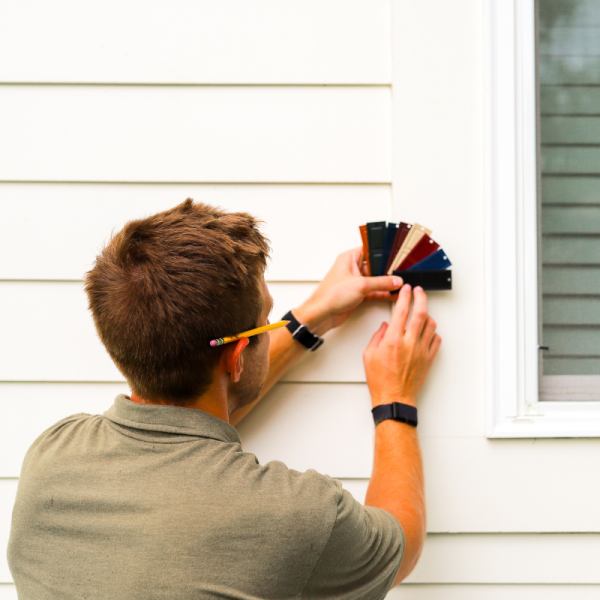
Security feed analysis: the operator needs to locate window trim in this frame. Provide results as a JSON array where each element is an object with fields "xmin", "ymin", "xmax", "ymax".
[{"xmin": 485, "ymin": 0, "xmax": 600, "ymax": 438}]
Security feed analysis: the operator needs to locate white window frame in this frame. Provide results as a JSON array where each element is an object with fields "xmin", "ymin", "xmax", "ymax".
[{"xmin": 485, "ymin": 0, "xmax": 600, "ymax": 437}]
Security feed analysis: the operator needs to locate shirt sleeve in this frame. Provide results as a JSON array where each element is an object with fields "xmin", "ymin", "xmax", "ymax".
[{"xmin": 301, "ymin": 482, "xmax": 406, "ymax": 600}]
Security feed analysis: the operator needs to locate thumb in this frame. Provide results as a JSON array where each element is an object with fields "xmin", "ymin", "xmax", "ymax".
[{"xmin": 361, "ymin": 275, "xmax": 403, "ymax": 295}]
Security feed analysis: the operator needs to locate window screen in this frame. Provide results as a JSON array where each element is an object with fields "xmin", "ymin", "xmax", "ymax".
[{"xmin": 539, "ymin": 0, "xmax": 600, "ymax": 400}]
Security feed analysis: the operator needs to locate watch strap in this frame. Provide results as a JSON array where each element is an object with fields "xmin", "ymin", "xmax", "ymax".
[
  {"xmin": 372, "ymin": 402, "xmax": 418, "ymax": 427},
  {"xmin": 282, "ymin": 310, "xmax": 324, "ymax": 351}
]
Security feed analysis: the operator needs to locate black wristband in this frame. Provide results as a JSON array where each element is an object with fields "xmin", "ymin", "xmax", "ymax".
[
  {"xmin": 282, "ymin": 310, "xmax": 324, "ymax": 352},
  {"xmin": 372, "ymin": 402, "xmax": 418, "ymax": 427}
]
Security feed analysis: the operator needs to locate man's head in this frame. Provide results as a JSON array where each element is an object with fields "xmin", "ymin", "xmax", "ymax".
[{"xmin": 84, "ymin": 198, "xmax": 272, "ymax": 408}]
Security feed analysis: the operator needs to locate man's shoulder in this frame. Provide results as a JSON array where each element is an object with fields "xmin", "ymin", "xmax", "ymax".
[
  {"xmin": 21, "ymin": 412, "xmax": 99, "ymax": 468},
  {"xmin": 48, "ymin": 412, "xmax": 96, "ymax": 429},
  {"xmin": 33, "ymin": 412, "xmax": 98, "ymax": 443}
]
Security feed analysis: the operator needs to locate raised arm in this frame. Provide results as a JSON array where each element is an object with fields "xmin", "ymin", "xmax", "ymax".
[
  {"xmin": 230, "ymin": 246, "xmax": 402, "ymax": 426},
  {"xmin": 363, "ymin": 285, "xmax": 441, "ymax": 586}
]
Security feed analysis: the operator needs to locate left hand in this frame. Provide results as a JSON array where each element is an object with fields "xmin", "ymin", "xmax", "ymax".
[{"xmin": 293, "ymin": 246, "xmax": 403, "ymax": 336}]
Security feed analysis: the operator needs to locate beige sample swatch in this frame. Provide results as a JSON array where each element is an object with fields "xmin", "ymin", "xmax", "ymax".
[{"xmin": 387, "ymin": 222, "xmax": 432, "ymax": 274}]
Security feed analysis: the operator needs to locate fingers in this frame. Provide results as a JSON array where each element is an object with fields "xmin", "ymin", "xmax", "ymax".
[
  {"xmin": 364, "ymin": 321, "xmax": 388, "ymax": 355},
  {"xmin": 363, "ymin": 290, "xmax": 403, "ymax": 301},
  {"xmin": 406, "ymin": 287, "xmax": 428, "ymax": 340},
  {"xmin": 422, "ymin": 314, "xmax": 437, "ymax": 342},
  {"xmin": 350, "ymin": 246, "xmax": 364, "ymax": 265},
  {"xmin": 387, "ymin": 284, "xmax": 412, "ymax": 338},
  {"xmin": 429, "ymin": 333, "xmax": 442, "ymax": 358},
  {"xmin": 360, "ymin": 275, "xmax": 403, "ymax": 296},
  {"xmin": 351, "ymin": 246, "xmax": 365, "ymax": 274}
]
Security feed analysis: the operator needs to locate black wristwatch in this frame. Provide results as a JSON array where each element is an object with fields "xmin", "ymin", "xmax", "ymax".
[
  {"xmin": 282, "ymin": 310, "xmax": 324, "ymax": 352},
  {"xmin": 372, "ymin": 402, "xmax": 418, "ymax": 427}
]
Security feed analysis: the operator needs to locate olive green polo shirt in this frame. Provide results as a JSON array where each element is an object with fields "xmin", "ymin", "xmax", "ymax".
[{"xmin": 8, "ymin": 394, "xmax": 405, "ymax": 599}]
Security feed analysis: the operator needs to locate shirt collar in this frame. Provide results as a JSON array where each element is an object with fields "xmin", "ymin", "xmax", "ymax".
[{"xmin": 103, "ymin": 394, "xmax": 241, "ymax": 445}]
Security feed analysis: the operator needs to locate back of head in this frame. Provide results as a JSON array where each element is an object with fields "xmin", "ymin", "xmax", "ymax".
[{"xmin": 84, "ymin": 198, "xmax": 271, "ymax": 406}]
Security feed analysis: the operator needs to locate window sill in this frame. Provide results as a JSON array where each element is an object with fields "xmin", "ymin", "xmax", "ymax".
[{"xmin": 488, "ymin": 402, "xmax": 600, "ymax": 438}]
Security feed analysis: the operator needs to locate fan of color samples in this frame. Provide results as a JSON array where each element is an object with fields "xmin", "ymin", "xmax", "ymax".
[{"xmin": 359, "ymin": 221, "xmax": 452, "ymax": 291}]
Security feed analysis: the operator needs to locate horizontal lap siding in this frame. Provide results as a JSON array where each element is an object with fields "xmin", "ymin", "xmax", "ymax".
[
  {"xmin": 405, "ymin": 534, "xmax": 600, "ymax": 584},
  {"xmin": 0, "ymin": 183, "xmax": 391, "ymax": 281},
  {"xmin": 0, "ymin": 86, "xmax": 391, "ymax": 183},
  {"xmin": 0, "ymin": 3, "xmax": 398, "ymax": 592},
  {"xmin": 0, "ymin": 0, "xmax": 391, "ymax": 84}
]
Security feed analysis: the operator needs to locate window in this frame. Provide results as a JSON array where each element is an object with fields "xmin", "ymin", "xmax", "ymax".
[
  {"xmin": 485, "ymin": 0, "xmax": 600, "ymax": 437},
  {"xmin": 538, "ymin": 0, "xmax": 600, "ymax": 402}
]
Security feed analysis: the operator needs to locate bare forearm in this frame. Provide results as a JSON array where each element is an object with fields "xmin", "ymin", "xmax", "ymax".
[
  {"xmin": 229, "ymin": 246, "xmax": 402, "ymax": 427},
  {"xmin": 361, "ymin": 286, "xmax": 439, "ymax": 585},
  {"xmin": 364, "ymin": 420, "xmax": 426, "ymax": 583}
]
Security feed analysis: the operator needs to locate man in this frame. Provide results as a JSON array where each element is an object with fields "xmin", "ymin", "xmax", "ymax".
[{"xmin": 8, "ymin": 199, "xmax": 441, "ymax": 599}]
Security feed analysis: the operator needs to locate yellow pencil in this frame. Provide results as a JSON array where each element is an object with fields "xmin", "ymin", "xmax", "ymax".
[{"xmin": 210, "ymin": 320, "xmax": 290, "ymax": 347}]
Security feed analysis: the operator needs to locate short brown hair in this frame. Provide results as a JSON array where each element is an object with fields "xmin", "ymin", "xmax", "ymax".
[{"xmin": 84, "ymin": 198, "xmax": 271, "ymax": 405}]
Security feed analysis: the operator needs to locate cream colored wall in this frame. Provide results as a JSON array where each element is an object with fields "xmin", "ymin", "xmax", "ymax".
[{"xmin": 1, "ymin": 1, "xmax": 599, "ymax": 598}]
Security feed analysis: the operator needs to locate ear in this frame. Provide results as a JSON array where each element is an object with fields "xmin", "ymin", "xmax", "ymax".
[{"xmin": 223, "ymin": 337, "xmax": 250, "ymax": 383}]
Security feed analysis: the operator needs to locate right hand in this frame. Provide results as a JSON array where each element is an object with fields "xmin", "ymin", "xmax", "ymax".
[{"xmin": 363, "ymin": 285, "xmax": 441, "ymax": 408}]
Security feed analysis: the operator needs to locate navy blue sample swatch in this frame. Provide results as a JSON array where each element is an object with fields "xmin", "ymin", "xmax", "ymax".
[
  {"xmin": 407, "ymin": 248, "xmax": 452, "ymax": 271},
  {"xmin": 379, "ymin": 223, "xmax": 398, "ymax": 276}
]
